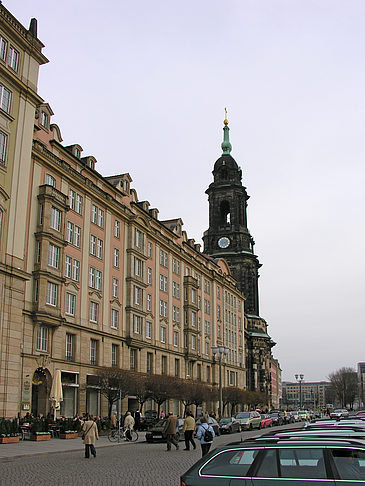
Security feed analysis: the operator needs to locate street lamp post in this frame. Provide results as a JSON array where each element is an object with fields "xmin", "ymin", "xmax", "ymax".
[
  {"xmin": 295, "ymin": 374, "xmax": 304, "ymax": 408},
  {"xmin": 212, "ymin": 345, "xmax": 229, "ymax": 419}
]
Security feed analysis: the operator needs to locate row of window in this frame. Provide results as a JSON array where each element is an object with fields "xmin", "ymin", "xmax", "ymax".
[
  {"xmin": 37, "ymin": 327, "xmax": 214, "ymax": 379},
  {"xmin": 0, "ymin": 34, "xmax": 19, "ymax": 71}
]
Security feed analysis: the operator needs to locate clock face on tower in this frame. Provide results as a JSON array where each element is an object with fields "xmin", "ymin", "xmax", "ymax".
[{"xmin": 218, "ymin": 237, "xmax": 230, "ymax": 249}]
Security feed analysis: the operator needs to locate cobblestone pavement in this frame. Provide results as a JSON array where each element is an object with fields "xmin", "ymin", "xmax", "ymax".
[{"xmin": 0, "ymin": 425, "xmax": 294, "ymax": 486}]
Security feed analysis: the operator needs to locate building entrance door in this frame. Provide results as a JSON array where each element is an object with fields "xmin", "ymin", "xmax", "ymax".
[{"xmin": 31, "ymin": 368, "xmax": 51, "ymax": 416}]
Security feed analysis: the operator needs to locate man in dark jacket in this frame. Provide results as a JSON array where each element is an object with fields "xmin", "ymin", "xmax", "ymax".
[{"xmin": 162, "ymin": 412, "xmax": 179, "ymax": 451}]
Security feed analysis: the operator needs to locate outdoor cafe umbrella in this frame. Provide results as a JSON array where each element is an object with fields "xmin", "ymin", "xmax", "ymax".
[{"xmin": 49, "ymin": 369, "xmax": 63, "ymax": 419}]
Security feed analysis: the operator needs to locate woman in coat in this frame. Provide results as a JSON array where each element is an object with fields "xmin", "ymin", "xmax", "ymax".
[{"xmin": 82, "ymin": 414, "xmax": 99, "ymax": 458}]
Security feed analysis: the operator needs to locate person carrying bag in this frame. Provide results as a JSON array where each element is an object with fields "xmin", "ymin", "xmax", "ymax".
[
  {"xmin": 196, "ymin": 416, "xmax": 215, "ymax": 457},
  {"xmin": 81, "ymin": 414, "xmax": 99, "ymax": 458}
]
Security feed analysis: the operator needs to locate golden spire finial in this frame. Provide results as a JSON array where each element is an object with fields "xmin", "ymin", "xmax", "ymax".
[{"xmin": 224, "ymin": 107, "xmax": 229, "ymax": 126}]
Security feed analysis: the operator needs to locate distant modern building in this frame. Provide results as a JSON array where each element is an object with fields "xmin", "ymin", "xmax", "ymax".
[{"xmin": 282, "ymin": 381, "xmax": 330, "ymax": 410}]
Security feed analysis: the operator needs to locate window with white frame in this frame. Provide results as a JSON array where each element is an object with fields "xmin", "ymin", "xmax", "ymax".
[
  {"xmin": 184, "ymin": 333, "xmax": 188, "ymax": 348},
  {"xmin": 192, "ymin": 288, "xmax": 197, "ymax": 303},
  {"xmin": 0, "ymin": 35, "xmax": 7, "ymax": 61},
  {"xmin": 66, "ymin": 222, "xmax": 73, "ymax": 244},
  {"xmin": 204, "ymin": 279, "xmax": 210, "ymax": 294},
  {"xmin": 147, "ymin": 293, "xmax": 152, "ymax": 312},
  {"xmin": 91, "ymin": 204, "xmax": 97, "ymax": 223},
  {"xmin": 68, "ymin": 190, "xmax": 75, "ymax": 210},
  {"xmin": 160, "ymin": 326, "xmax": 166, "ymax": 343},
  {"xmin": 75, "ymin": 194, "xmax": 83, "ymax": 214},
  {"xmin": 185, "ymin": 266, "xmax": 190, "ymax": 276},
  {"xmin": 48, "ymin": 243, "xmax": 59, "ymax": 268},
  {"xmin": 89, "ymin": 301, "xmax": 99, "ymax": 323},
  {"xmin": 65, "ymin": 292, "xmax": 76, "ymax": 316},
  {"xmin": 217, "ymin": 285, "xmax": 221, "ymax": 298},
  {"xmin": 65, "ymin": 333, "xmax": 74, "ymax": 361},
  {"xmin": 113, "ymin": 248, "xmax": 119, "ymax": 268},
  {"xmin": 135, "ymin": 228, "xmax": 144, "ymax": 249},
  {"xmin": 90, "ymin": 339, "xmax": 97, "ymax": 365},
  {"xmin": 217, "ymin": 305, "xmax": 221, "ymax": 320},
  {"xmin": 173, "ymin": 331, "xmax": 179, "ymax": 347},
  {"xmin": 175, "ymin": 358, "xmax": 180, "ymax": 377},
  {"xmin": 46, "ymin": 281, "xmax": 57, "ymax": 306},
  {"xmin": 192, "ymin": 311, "xmax": 196, "ymax": 327},
  {"xmin": 197, "ymin": 338, "xmax": 201, "ymax": 354},
  {"xmin": 195, "ymin": 273, "xmax": 201, "ymax": 288},
  {"xmin": 37, "ymin": 326, "xmax": 49, "ymax": 352},
  {"xmin": 50, "ymin": 207, "xmax": 61, "ymax": 231},
  {"xmin": 130, "ymin": 349, "xmax": 137, "ymax": 370},
  {"xmin": 134, "ymin": 315, "xmax": 142, "ymax": 334},
  {"xmin": 147, "ymin": 241, "xmax": 152, "ymax": 258},
  {"xmin": 159, "ymin": 274, "xmax": 168, "ymax": 292},
  {"xmin": 218, "ymin": 325, "xmax": 221, "ymax": 339},
  {"xmin": 172, "ymin": 258, "xmax": 180, "ymax": 274},
  {"xmin": 172, "ymin": 305, "xmax": 180, "ymax": 323},
  {"xmin": 74, "ymin": 225, "xmax": 81, "ymax": 247},
  {"xmin": 205, "ymin": 341, "xmax": 209, "ymax": 355},
  {"xmin": 192, "ymin": 335, "xmax": 196, "ymax": 350},
  {"xmin": 96, "ymin": 238, "xmax": 103, "ymax": 259},
  {"xmin": 0, "ymin": 83, "xmax": 11, "ymax": 114},
  {"xmin": 72, "ymin": 259, "xmax": 80, "ymax": 281},
  {"xmin": 159, "ymin": 250, "xmax": 168, "ymax": 267},
  {"xmin": 198, "ymin": 296, "xmax": 201, "ymax": 309},
  {"xmin": 90, "ymin": 235, "xmax": 96, "ymax": 255},
  {"xmin": 145, "ymin": 321, "xmax": 152, "ymax": 339},
  {"xmin": 134, "ymin": 257, "xmax": 143, "ymax": 277},
  {"xmin": 111, "ymin": 343, "xmax": 118, "ymax": 367},
  {"xmin": 134, "ymin": 286, "xmax": 142, "ymax": 305},
  {"xmin": 111, "ymin": 308, "xmax": 119, "ymax": 329},
  {"xmin": 0, "ymin": 130, "xmax": 7, "ymax": 165},
  {"xmin": 8, "ymin": 46, "xmax": 19, "ymax": 71},
  {"xmin": 198, "ymin": 317, "xmax": 201, "ymax": 331},
  {"xmin": 159, "ymin": 299, "xmax": 167, "ymax": 318},
  {"xmin": 172, "ymin": 281, "xmax": 180, "ymax": 298},
  {"xmin": 186, "ymin": 361, "xmax": 192, "ymax": 377},
  {"xmin": 114, "ymin": 220, "xmax": 120, "ymax": 238},
  {"xmin": 147, "ymin": 267, "xmax": 152, "ymax": 285},
  {"xmin": 98, "ymin": 208, "xmax": 103, "ymax": 227},
  {"xmin": 112, "ymin": 278, "xmax": 119, "ymax": 298},
  {"xmin": 44, "ymin": 174, "xmax": 56, "ymax": 189}
]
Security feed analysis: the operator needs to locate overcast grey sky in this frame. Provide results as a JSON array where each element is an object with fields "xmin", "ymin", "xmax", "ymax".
[{"xmin": 9, "ymin": 0, "xmax": 365, "ymax": 382}]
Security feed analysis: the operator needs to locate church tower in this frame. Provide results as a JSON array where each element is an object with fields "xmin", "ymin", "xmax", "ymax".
[{"xmin": 203, "ymin": 111, "xmax": 274, "ymax": 395}]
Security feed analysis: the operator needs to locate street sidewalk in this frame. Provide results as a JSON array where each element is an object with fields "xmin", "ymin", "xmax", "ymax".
[{"xmin": 0, "ymin": 432, "xmax": 146, "ymax": 460}]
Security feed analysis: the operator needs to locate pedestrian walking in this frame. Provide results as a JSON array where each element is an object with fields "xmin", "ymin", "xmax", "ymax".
[
  {"xmin": 196, "ymin": 416, "xmax": 214, "ymax": 457},
  {"xmin": 124, "ymin": 411, "xmax": 135, "ymax": 441},
  {"xmin": 82, "ymin": 414, "xmax": 99, "ymax": 458},
  {"xmin": 182, "ymin": 411, "xmax": 196, "ymax": 451},
  {"xmin": 162, "ymin": 411, "xmax": 179, "ymax": 451},
  {"xmin": 111, "ymin": 412, "xmax": 117, "ymax": 429},
  {"xmin": 134, "ymin": 410, "xmax": 141, "ymax": 431}
]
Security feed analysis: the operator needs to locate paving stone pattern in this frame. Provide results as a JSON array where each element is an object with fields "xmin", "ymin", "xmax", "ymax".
[{"xmin": 0, "ymin": 426, "xmax": 292, "ymax": 486}]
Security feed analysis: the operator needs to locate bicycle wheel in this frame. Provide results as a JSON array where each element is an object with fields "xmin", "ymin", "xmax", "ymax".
[
  {"xmin": 108, "ymin": 429, "xmax": 119, "ymax": 442},
  {"xmin": 129, "ymin": 429, "xmax": 138, "ymax": 442}
]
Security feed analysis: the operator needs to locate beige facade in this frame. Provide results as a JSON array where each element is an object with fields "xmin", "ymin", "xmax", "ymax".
[{"xmin": 0, "ymin": 6, "xmax": 47, "ymax": 417}]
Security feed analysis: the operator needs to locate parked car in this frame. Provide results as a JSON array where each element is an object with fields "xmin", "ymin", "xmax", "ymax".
[
  {"xmin": 290, "ymin": 410, "xmax": 301, "ymax": 422},
  {"xmin": 235, "ymin": 411, "xmax": 261, "ymax": 431},
  {"xmin": 269, "ymin": 412, "xmax": 284, "ymax": 426},
  {"xmin": 218, "ymin": 417, "xmax": 240, "ymax": 434},
  {"xmin": 145, "ymin": 417, "xmax": 184, "ymax": 442},
  {"xmin": 180, "ymin": 437, "xmax": 365, "ymax": 485},
  {"xmin": 260, "ymin": 414, "xmax": 273, "ymax": 428},
  {"xmin": 140, "ymin": 409, "xmax": 158, "ymax": 430},
  {"xmin": 196, "ymin": 416, "xmax": 220, "ymax": 436},
  {"xmin": 330, "ymin": 408, "xmax": 349, "ymax": 419}
]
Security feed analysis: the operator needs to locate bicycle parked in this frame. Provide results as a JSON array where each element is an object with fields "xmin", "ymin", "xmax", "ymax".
[{"xmin": 108, "ymin": 426, "xmax": 138, "ymax": 442}]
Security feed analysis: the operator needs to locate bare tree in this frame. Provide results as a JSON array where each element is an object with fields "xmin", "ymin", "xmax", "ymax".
[
  {"xmin": 223, "ymin": 387, "xmax": 246, "ymax": 416},
  {"xmin": 328, "ymin": 367, "xmax": 358, "ymax": 408},
  {"xmin": 94, "ymin": 367, "xmax": 134, "ymax": 418},
  {"xmin": 129, "ymin": 373, "xmax": 151, "ymax": 413},
  {"xmin": 145, "ymin": 374, "xmax": 178, "ymax": 417}
]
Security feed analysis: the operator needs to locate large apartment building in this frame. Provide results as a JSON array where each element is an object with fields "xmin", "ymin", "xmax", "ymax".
[{"xmin": 0, "ymin": 6, "xmax": 249, "ymax": 418}]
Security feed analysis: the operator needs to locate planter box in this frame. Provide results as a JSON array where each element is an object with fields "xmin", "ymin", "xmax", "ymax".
[
  {"xmin": 59, "ymin": 433, "xmax": 78, "ymax": 439},
  {"xmin": 0, "ymin": 436, "xmax": 20, "ymax": 444},
  {"xmin": 30, "ymin": 434, "xmax": 51, "ymax": 441}
]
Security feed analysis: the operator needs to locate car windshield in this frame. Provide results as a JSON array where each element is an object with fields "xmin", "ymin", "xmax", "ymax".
[
  {"xmin": 236, "ymin": 413, "xmax": 250, "ymax": 418},
  {"xmin": 220, "ymin": 418, "xmax": 231, "ymax": 424},
  {"xmin": 154, "ymin": 419, "xmax": 166, "ymax": 427},
  {"xmin": 271, "ymin": 413, "xmax": 279, "ymax": 417}
]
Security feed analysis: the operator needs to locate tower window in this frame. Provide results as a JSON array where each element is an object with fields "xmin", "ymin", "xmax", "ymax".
[{"xmin": 220, "ymin": 200, "xmax": 231, "ymax": 224}]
